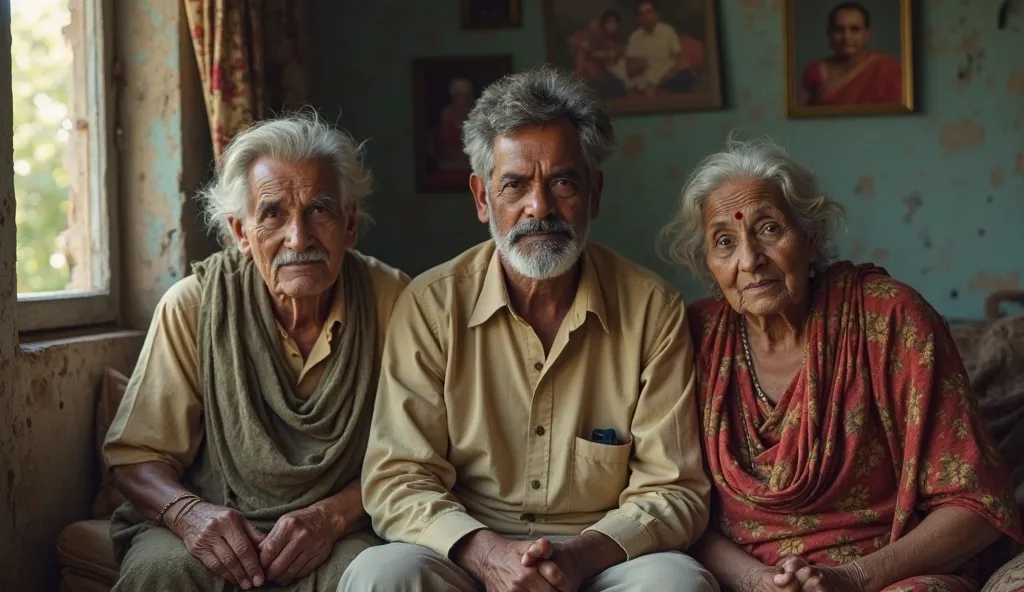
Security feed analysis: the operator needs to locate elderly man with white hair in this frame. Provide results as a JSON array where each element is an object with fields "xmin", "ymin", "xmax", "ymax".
[
  {"xmin": 103, "ymin": 113, "xmax": 409, "ymax": 592},
  {"xmin": 341, "ymin": 67, "xmax": 717, "ymax": 592}
]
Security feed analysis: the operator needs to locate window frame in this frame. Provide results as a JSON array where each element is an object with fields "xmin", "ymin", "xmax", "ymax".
[{"xmin": 14, "ymin": 0, "xmax": 119, "ymax": 333}]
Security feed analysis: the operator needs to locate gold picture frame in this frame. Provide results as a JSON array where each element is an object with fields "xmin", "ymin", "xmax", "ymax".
[
  {"xmin": 543, "ymin": 0, "xmax": 723, "ymax": 116},
  {"xmin": 785, "ymin": 0, "xmax": 914, "ymax": 118}
]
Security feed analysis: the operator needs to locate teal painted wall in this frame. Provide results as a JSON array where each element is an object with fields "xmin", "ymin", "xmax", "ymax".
[{"xmin": 310, "ymin": 0, "xmax": 1024, "ymax": 320}]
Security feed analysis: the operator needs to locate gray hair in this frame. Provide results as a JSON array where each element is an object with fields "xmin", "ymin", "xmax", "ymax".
[
  {"xmin": 462, "ymin": 66, "xmax": 616, "ymax": 185},
  {"xmin": 199, "ymin": 110, "xmax": 373, "ymax": 243},
  {"xmin": 660, "ymin": 136, "xmax": 846, "ymax": 280}
]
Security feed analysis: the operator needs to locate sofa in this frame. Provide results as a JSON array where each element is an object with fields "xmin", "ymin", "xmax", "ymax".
[{"xmin": 57, "ymin": 294, "xmax": 1024, "ymax": 591}]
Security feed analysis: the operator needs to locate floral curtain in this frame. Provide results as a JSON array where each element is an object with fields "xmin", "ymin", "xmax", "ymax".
[{"xmin": 183, "ymin": 0, "xmax": 307, "ymax": 158}]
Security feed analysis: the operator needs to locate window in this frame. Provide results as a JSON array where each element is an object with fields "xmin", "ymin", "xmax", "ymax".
[{"xmin": 10, "ymin": 0, "xmax": 118, "ymax": 332}]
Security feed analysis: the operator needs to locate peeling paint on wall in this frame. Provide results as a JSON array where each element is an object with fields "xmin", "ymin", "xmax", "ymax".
[
  {"xmin": 903, "ymin": 192, "xmax": 924, "ymax": 223},
  {"xmin": 854, "ymin": 176, "xmax": 876, "ymax": 197},
  {"xmin": 990, "ymin": 167, "xmax": 1006, "ymax": 188},
  {"xmin": 969, "ymin": 271, "xmax": 1022, "ymax": 293},
  {"xmin": 938, "ymin": 119, "xmax": 986, "ymax": 154},
  {"xmin": 1007, "ymin": 70, "xmax": 1024, "ymax": 95}
]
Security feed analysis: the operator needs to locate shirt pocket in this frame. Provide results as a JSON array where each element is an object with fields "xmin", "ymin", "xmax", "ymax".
[{"xmin": 569, "ymin": 436, "xmax": 632, "ymax": 513}]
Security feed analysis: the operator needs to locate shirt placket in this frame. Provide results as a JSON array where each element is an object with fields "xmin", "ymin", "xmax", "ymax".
[{"xmin": 520, "ymin": 332, "xmax": 553, "ymax": 527}]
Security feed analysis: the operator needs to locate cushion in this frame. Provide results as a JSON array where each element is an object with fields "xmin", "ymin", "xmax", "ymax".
[
  {"xmin": 983, "ymin": 550, "xmax": 1024, "ymax": 592},
  {"xmin": 92, "ymin": 368, "xmax": 129, "ymax": 518},
  {"xmin": 950, "ymin": 312, "xmax": 1024, "ymax": 508},
  {"xmin": 57, "ymin": 519, "xmax": 119, "ymax": 589}
]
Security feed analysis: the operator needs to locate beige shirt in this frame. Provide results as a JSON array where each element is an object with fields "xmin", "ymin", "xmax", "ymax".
[
  {"xmin": 626, "ymin": 22, "xmax": 681, "ymax": 87},
  {"xmin": 362, "ymin": 241, "xmax": 710, "ymax": 561},
  {"xmin": 103, "ymin": 251, "xmax": 410, "ymax": 475}
]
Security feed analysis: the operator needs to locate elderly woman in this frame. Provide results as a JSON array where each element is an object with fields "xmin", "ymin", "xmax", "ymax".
[
  {"xmin": 662, "ymin": 138, "xmax": 1023, "ymax": 592},
  {"xmin": 103, "ymin": 113, "xmax": 409, "ymax": 591}
]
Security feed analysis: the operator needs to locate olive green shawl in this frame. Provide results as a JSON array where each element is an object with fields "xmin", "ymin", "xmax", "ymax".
[{"xmin": 110, "ymin": 248, "xmax": 379, "ymax": 589}]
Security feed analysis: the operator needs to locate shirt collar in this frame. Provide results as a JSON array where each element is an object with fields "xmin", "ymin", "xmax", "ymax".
[
  {"xmin": 467, "ymin": 243, "xmax": 609, "ymax": 333},
  {"xmin": 276, "ymin": 268, "xmax": 347, "ymax": 341}
]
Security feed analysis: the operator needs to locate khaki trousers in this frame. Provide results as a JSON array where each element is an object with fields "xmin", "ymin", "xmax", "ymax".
[{"xmin": 339, "ymin": 542, "xmax": 719, "ymax": 592}]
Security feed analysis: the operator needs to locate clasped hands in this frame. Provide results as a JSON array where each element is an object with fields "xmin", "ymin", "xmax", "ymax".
[
  {"xmin": 169, "ymin": 501, "xmax": 339, "ymax": 589},
  {"xmin": 460, "ymin": 531, "xmax": 585, "ymax": 592},
  {"xmin": 748, "ymin": 556, "xmax": 866, "ymax": 592}
]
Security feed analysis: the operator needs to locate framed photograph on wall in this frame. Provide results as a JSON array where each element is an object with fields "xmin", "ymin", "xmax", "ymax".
[
  {"xmin": 786, "ymin": 0, "xmax": 914, "ymax": 117},
  {"xmin": 413, "ymin": 55, "xmax": 513, "ymax": 193},
  {"xmin": 543, "ymin": 0, "xmax": 723, "ymax": 115},
  {"xmin": 461, "ymin": 0, "xmax": 522, "ymax": 29}
]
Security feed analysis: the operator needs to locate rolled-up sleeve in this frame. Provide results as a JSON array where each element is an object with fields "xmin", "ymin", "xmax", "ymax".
[
  {"xmin": 361, "ymin": 287, "xmax": 487, "ymax": 558},
  {"xmin": 102, "ymin": 277, "xmax": 203, "ymax": 475},
  {"xmin": 584, "ymin": 295, "xmax": 711, "ymax": 559}
]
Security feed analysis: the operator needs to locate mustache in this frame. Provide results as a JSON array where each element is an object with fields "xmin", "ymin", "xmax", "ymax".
[
  {"xmin": 508, "ymin": 218, "xmax": 576, "ymax": 245},
  {"xmin": 273, "ymin": 249, "xmax": 328, "ymax": 269}
]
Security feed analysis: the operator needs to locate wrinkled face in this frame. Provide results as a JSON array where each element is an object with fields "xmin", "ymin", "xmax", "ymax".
[
  {"xmin": 702, "ymin": 178, "xmax": 814, "ymax": 318},
  {"xmin": 470, "ymin": 119, "xmax": 601, "ymax": 280},
  {"xmin": 637, "ymin": 1, "xmax": 658, "ymax": 30},
  {"xmin": 829, "ymin": 8, "xmax": 869, "ymax": 58},
  {"xmin": 229, "ymin": 157, "xmax": 357, "ymax": 299}
]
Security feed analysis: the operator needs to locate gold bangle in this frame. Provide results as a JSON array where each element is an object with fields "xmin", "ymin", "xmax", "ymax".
[
  {"xmin": 156, "ymin": 493, "xmax": 199, "ymax": 524},
  {"xmin": 171, "ymin": 497, "xmax": 204, "ymax": 530}
]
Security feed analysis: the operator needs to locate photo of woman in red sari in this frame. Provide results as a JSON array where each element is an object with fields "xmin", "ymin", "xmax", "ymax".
[
  {"xmin": 801, "ymin": 3, "xmax": 902, "ymax": 106},
  {"xmin": 661, "ymin": 137, "xmax": 1023, "ymax": 591}
]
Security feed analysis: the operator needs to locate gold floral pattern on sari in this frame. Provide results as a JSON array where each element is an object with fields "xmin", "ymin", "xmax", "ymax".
[{"xmin": 687, "ymin": 261, "xmax": 1022, "ymax": 577}]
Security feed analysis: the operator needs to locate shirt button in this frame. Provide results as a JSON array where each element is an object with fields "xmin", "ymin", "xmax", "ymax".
[
  {"xmin": 533, "ymin": 362, "xmax": 543, "ymax": 371},
  {"xmin": 534, "ymin": 426, "xmax": 545, "ymax": 436},
  {"xmin": 531, "ymin": 479, "xmax": 541, "ymax": 490},
  {"xmin": 523, "ymin": 513, "xmax": 535, "ymax": 522}
]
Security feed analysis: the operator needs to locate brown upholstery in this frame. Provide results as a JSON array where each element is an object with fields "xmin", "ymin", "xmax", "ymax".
[
  {"xmin": 57, "ymin": 519, "xmax": 119, "ymax": 590},
  {"xmin": 57, "ymin": 368, "xmax": 128, "ymax": 592}
]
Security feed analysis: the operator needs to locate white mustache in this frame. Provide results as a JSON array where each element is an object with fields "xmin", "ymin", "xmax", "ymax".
[{"xmin": 273, "ymin": 249, "xmax": 327, "ymax": 269}]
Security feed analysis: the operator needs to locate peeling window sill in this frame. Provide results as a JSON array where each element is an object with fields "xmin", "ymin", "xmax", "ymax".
[{"xmin": 18, "ymin": 324, "xmax": 145, "ymax": 351}]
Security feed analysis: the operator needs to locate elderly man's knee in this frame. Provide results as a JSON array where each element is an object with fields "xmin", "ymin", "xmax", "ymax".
[
  {"xmin": 113, "ymin": 533, "xmax": 210, "ymax": 591},
  {"xmin": 339, "ymin": 543, "xmax": 473, "ymax": 592},
  {"xmin": 597, "ymin": 552, "xmax": 719, "ymax": 592}
]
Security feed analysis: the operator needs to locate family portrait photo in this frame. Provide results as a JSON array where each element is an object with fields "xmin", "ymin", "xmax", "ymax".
[
  {"xmin": 786, "ymin": 0, "xmax": 914, "ymax": 117},
  {"xmin": 544, "ymin": 0, "xmax": 722, "ymax": 115},
  {"xmin": 412, "ymin": 56, "xmax": 512, "ymax": 192}
]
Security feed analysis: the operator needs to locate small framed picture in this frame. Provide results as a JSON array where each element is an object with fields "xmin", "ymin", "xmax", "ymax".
[
  {"xmin": 785, "ymin": 0, "xmax": 914, "ymax": 117},
  {"xmin": 543, "ymin": 0, "xmax": 723, "ymax": 115},
  {"xmin": 461, "ymin": 0, "xmax": 522, "ymax": 29},
  {"xmin": 413, "ymin": 56, "xmax": 513, "ymax": 193}
]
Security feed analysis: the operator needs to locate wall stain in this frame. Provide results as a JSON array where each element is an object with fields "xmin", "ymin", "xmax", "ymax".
[
  {"xmin": 849, "ymin": 240, "xmax": 867, "ymax": 260},
  {"xmin": 1007, "ymin": 70, "xmax": 1024, "ymax": 95},
  {"xmin": 655, "ymin": 116, "xmax": 676, "ymax": 139},
  {"xmin": 938, "ymin": 119, "xmax": 985, "ymax": 154},
  {"xmin": 748, "ymin": 105, "xmax": 765, "ymax": 124},
  {"xmin": 622, "ymin": 134, "xmax": 646, "ymax": 159},
  {"xmin": 662, "ymin": 165, "xmax": 684, "ymax": 185},
  {"xmin": 990, "ymin": 167, "xmax": 1005, "ymax": 188},
  {"xmin": 969, "ymin": 271, "xmax": 1022, "ymax": 293},
  {"xmin": 1015, "ymin": 153, "xmax": 1024, "ymax": 174},
  {"xmin": 903, "ymin": 192, "xmax": 924, "ymax": 223},
  {"xmin": 854, "ymin": 176, "xmax": 876, "ymax": 197},
  {"xmin": 871, "ymin": 248, "xmax": 890, "ymax": 263}
]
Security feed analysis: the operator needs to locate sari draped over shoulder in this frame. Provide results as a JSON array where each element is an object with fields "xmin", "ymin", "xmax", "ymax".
[
  {"xmin": 802, "ymin": 52, "xmax": 903, "ymax": 105},
  {"xmin": 689, "ymin": 262, "xmax": 1022, "ymax": 589}
]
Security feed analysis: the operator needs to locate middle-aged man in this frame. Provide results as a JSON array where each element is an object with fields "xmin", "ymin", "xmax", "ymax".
[
  {"xmin": 103, "ymin": 113, "xmax": 409, "ymax": 592},
  {"xmin": 341, "ymin": 67, "xmax": 716, "ymax": 592},
  {"xmin": 625, "ymin": 0, "xmax": 692, "ymax": 95}
]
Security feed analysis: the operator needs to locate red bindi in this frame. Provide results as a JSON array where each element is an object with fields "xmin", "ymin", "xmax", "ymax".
[{"xmin": 734, "ymin": 212, "xmax": 743, "ymax": 220}]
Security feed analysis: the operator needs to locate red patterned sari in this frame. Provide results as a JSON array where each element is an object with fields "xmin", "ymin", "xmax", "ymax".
[{"xmin": 689, "ymin": 262, "xmax": 1023, "ymax": 591}]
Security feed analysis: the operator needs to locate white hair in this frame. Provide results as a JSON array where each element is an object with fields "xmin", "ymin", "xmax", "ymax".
[
  {"xmin": 462, "ymin": 66, "xmax": 615, "ymax": 185},
  {"xmin": 198, "ymin": 110, "xmax": 373, "ymax": 243},
  {"xmin": 660, "ymin": 135, "xmax": 846, "ymax": 280}
]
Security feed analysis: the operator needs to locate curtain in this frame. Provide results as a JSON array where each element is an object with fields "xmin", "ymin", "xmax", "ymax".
[{"xmin": 183, "ymin": 0, "xmax": 307, "ymax": 158}]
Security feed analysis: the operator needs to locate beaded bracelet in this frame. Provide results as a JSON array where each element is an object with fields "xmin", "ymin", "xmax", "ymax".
[{"xmin": 156, "ymin": 492, "xmax": 199, "ymax": 525}]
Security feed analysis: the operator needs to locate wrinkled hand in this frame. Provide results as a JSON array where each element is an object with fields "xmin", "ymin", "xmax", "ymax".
[
  {"xmin": 742, "ymin": 563, "xmax": 800, "ymax": 592},
  {"xmin": 173, "ymin": 501, "xmax": 266, "ymax": 590},
  {"xmin": 519, "ymin": 538, "xmax": 582, "ymax": 592},
  {"xmin": 258, "ymin": 505, "xmax": 338, "ymax": 585},
  {"xmin": 474, "ymin": 539, "xmax": 561, "ymax": 592},
  {"xmin": 775, "ymin": 557, "xmax": 865, "ymax": 592}
]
